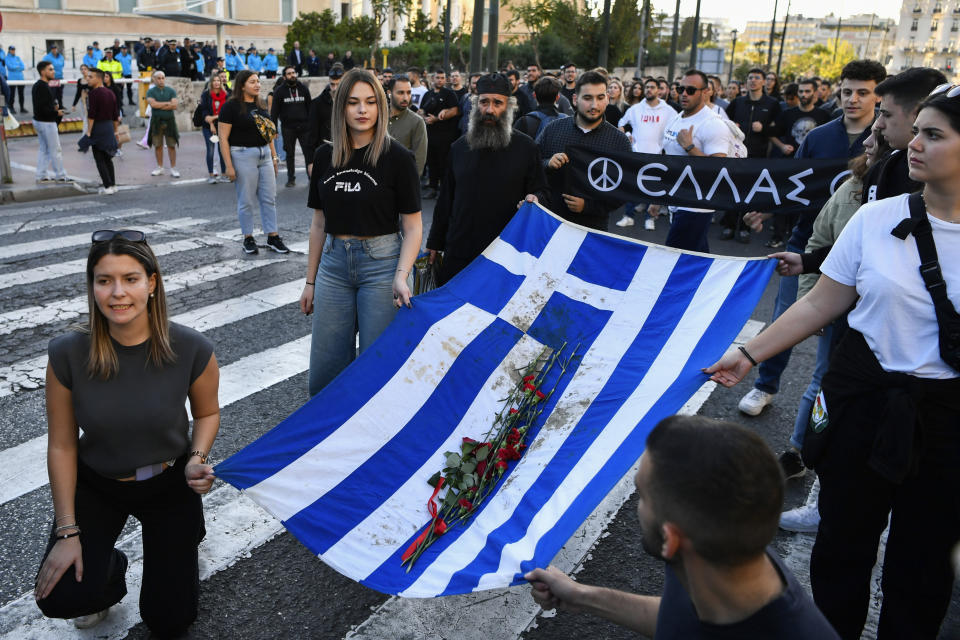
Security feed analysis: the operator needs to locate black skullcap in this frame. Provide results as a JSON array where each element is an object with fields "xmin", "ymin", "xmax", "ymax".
[{"xmin": 476, "ymin": 73, "xmax": 511, "ymax": 97}]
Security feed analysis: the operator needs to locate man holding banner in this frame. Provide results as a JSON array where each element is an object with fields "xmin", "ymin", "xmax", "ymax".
[
  {"xmin": 657, "ymin": 69, "xmax": 731, "ymax": 253},
  {"xmin": 537, "ymin": 70, "xmax": 631, "ymax": 231}
]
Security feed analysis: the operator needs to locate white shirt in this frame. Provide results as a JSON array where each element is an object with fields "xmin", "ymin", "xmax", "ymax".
[
  {"xmin": 821, "ymin": 194, "xmax": 960, "ymax": 379},
  {"xmin": 661, "ymin": 106, "xmax": 730, "ymax": 212},
  {"xmin": 410, "ymin": 85, "xmax": 427, "ymax": 108},
  {"xmin": 618, "ymin": 100, "xmax": 677, "ymax": 154}
]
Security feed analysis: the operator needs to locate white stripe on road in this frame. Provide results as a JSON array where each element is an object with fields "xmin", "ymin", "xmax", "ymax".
[
  {"xmin": 0, "ymin": 217, "xmax": 204, "ymax": 261},
  {"xmin": 0, "ymin": 255, "xmax": 282, "ymax": 337},
  {"xmin": 0, "ymin": 238, "xmax": 225, "ymax": 291},
  {"xmin": 0, "ymin": 334, "xmax": 311, "ymax": 506},
  {"xmin": 345, "ymin": 321, "xmax": 765, "ymax": 639},
  {"xmin": 0, "ymin": 201, "xmax": 99, "ymax": 219},
  {"xmin": 0, "ymin": 208, "xmax": 155, "ymax": 236}
]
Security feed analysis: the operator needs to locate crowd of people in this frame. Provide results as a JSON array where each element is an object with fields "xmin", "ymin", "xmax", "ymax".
[{"xmin": 22, "ymin": 39, "xmax": 960, "ymax": 639}]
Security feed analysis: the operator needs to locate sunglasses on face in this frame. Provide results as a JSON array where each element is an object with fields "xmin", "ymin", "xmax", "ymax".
[
  {"xmin": 929, "ymin": 83, "xmax": 960, "ymax": 98},
  {"xmin": 91, "ymin": 229, "xmax": 147, "ymax": 244},
  {"xmin": 678, "ymin": 86, "xmax": 703, "ymax": 95}
]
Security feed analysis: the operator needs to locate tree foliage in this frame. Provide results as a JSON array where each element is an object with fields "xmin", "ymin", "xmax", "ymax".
[{"xmin": 781, "ymin": 41, "xmax": 855, "ymax": 82}]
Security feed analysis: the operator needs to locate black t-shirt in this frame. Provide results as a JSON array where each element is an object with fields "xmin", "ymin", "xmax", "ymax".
[
  {"xmin": 218, "ymin": 99, "xmax": 270, "ymax": 147},
  {"xmin": 48, "ymin": 324, "xmax": 214, "ymax": 478},
  {"xmin": 421, "ymin": 87, "xmax": 460, "ymax": 136},
  {"xmin": 308, "ymin": 141, "xmax": 421, "ymax": 236},
  {"xmin": 771, "ymin": 106, "xmax": 832, "ymax": 157},
  {"xmin": 654, "ymin": 549, "xmax": 840, "ymax": 639}
]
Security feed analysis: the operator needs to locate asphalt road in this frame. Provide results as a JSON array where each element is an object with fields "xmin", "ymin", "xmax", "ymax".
[{"xmin": 0, "ymin": 181, "xmax": 956, "ymax": 639}]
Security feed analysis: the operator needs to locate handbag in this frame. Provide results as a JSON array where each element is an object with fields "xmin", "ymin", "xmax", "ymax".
[
  {"xmin": 252, "ymin": 110, "xmax": 277, "ymax": 144},
  {"xmin": 115, "ymin": 123, "xmax": 131, "ymax": 144},
  {"xmin": 412, "ymin": 252, "xmax": 442, "ymax": 296}
]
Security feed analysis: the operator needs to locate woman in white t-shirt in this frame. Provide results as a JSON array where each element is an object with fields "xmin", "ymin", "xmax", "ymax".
[{"xmin": 705, "ymin": 85, "xmax": 960, "ymax": 640}]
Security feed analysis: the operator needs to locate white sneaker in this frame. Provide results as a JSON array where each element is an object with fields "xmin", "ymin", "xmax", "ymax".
[
  {"xmin": 73, "ymin": 608, "xmax": 109, "ymax": 629},
  {"xmin": 170, "ymin": 168, "xmax": 181, "ymax": 178},
  {"xmin": 780, "ymin": 502, "xmax": 820, "ymax": 533},
  {"xmin": 207, "ymin": 176, "xmax": 217, "ymax": 184},
  {"xmin": 644, "ymin": 218, "xmax": 656, "ymax": 231},
  {"xmin": 104, "ymin": 186, "xmax": 117, "ymax": 195},
  {"xmin": 136, "ymin": 141, "xmax": 148, "ymax": 149},
  {"xmin": 615, "ymin": 215, "xmax": 635, "ymax": 227},
  {"xmin": 150, "ymin": 166, "xmax": 164, "ymax": 176},
  {"xmin": 114, "ymin": 149, "xmax": 123, "ymax": 158},
  {"xmin": 738, "ymin": 388, "xmax": 775, "ymax": 416}
]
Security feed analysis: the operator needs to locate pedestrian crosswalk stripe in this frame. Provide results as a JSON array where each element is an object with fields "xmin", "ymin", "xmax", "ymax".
[
  {"xmin": 0, "ymin": 217, "xmax": 206, "ymax": 261},
  {"xmin": 0, "ymin": 200, "xmax": 99, "ymax": 220},
  {"xmin": 0, "ymin": 208, "xmax": 156, "ymax": 236},
  {"xmin": 0, "ymin": 256, "xmax": 285, "ymax": 336},
  {"xmin": 0, "ymin": 238, "xmax": 225, "ymax": 291}
]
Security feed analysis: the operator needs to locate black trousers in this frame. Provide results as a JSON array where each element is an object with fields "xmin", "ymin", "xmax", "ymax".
[
  {"xmin": 36, "ymin": 455, "xmax": 205, "ymax": 638},
  {"xmin": 810, "ymin": 334, "xmax": 960, "ymax": 640},
  {"xmin": 92, "ymin": 149, "xmax": 115, "ymax": 188},
  {"xmin": 281, "ymin": 122, "xmax": 311, "ymax": 182},
  {"xmin": 11, "ymin": 84, "xmax": 24, "ymax": 110},
  {"xmin": 426, "ymin": 133, "xmax": 454, "ymax": 188},
  {"xmin": 122, "ymin": 74, "xmax": 135, "ymax": 104}
]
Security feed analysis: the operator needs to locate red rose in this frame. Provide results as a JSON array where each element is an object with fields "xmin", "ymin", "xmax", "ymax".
[
  {"xmin": 434, "ymin": 519, "xmax": 448, "ymax": 535},
  {"xmin": 476, "ymin": 460, "xmax": 487, "ymax": 475},
  {"xmin": 507, "ymin": 427, "xmax": 522, "ymax": 444},
  {"xmin": 535, "ymin": 390, "xmax": 546, "ymax": 400},
  {"xmin": 495, "ymin": 460, "xmax": 508, "ymax": 472},
  {"xmin": 509, "ymin": 408, "xmax": 519, "ymax": 415},
  {"xmin": 523, "ymin": 375, "xmax": 535, "ymax": 382},
  {"xmin": 524, "ymin": 383, "xmax": 537, "ymax": 392},
  {"xmin": 458, "ymin": 498, "xmax": 474, "ymax": 511},
  {"xmin": 462, "ymin": 436, "xmax": 477, "ymax": 444}
]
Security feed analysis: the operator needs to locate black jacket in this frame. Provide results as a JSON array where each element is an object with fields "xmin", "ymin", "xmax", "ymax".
[
  {"xmin": 270, "ymin": 81, "xmax": 311, "ymax": 126},
  {"xmin": 307, "ymin": 86, "xmax": 334, "ymax": 153},
  {"xmin": 32, "ymin": 80, "xmax": 62, "ymax": 122},
  {"xmin": 287, "ymin": 49, "xmax": 304, "ymax": 74},
  {"xmin": 306, "ymin": 56, "xmax": 322, "ymax": 77},
  {"xmin": 341, "ymin": 55, "xmax": 355, "ymax": 70},
  {"xmin": 725, "ymin": 94, "xmax": 781, "ymax": 158},
  {"xmin": 159, "ymin": 48, "xmax": 181, "ymax": 76},
  {"xmin": 180, "ymin": 48, "xmax": 198, "ymax": 78},
  {"xmin": 138, "ymin": 48, "xmax": 158, "ymax": 71}
]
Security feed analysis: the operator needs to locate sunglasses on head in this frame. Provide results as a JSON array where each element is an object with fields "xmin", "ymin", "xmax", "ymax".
[
  {"xmin": 678, "ymin": 86, "xmax": 703, "ymax": 96},
  {"xmin": 929, "ymin": 83, "xmax": 960, "ymax": 98},
  {"xmin": 91, "ymin": 229, "xmax": 147, "ymax": 244}
]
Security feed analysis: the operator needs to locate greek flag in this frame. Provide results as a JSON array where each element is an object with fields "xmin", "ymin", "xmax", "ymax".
[{"xmin": 215, "ymin": 203, "xmax": 774, "ymax": 597}]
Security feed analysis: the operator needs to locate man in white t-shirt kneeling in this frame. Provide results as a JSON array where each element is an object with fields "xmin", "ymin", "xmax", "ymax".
[
  {"xmin": 616, "ymin": 77, "xmax": 677, "ymax": 230},
  {"xmin": 656, "ymin": 69, "xmax": 730, "ymax": 252}
]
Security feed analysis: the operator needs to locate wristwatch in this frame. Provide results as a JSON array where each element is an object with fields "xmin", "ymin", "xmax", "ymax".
[{"xmin": 683, "ymin": 143, "xmax": 695, "ymax": 153}]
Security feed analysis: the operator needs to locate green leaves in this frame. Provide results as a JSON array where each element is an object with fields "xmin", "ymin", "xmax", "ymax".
[{"xmin": 445, "ymin": 452, "xmax": 461, "ymax": 468}]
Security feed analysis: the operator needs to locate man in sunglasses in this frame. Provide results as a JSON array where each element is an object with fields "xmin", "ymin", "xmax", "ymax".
[{"xmin": 656, "ymin": 69, "xmax": 731, "ymax": 253}]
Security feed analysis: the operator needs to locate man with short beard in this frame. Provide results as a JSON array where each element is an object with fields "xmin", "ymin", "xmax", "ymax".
[
  {"xmin": 537, "ymin": 70, "xmax": 632, "ymax": 230},
  {"xmin": 271, "ymin": 65, "xmax": 312, "ymax": 186},
  {"xmin": 525, "ymin": 416, "xmax": 839, "ymax": 638},
  {"xmin": 419, "ymin": 69, "xmax": 460, "ymax": 198},
  {"xmin": 306, "ymin": 63, "xmax": 343, "ymax": 173},
  {"xmin": 426, "ymin": 74, "xmax": 547, "ymax": 285},
  {"xmin": 387, "ymin": 74, "xmax": 427, "ymax": 174}
]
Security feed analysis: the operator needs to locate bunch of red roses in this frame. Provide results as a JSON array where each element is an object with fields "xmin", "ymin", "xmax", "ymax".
[{"xmin": 401, "ymin": 343, "xmax": 579, "ymax": 571}]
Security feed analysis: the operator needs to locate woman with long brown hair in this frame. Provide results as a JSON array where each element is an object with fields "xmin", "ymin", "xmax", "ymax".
[
  {"xmin": 300, "ymin": 68, "xmax": 422, "ymax": 396},
  {"xmin": 218, "ymin": 69, "xmax": 289, "ymax": 255},
  {"xmin": 33, "ymin": 230, "xmax": 220, "ymax": 636}
]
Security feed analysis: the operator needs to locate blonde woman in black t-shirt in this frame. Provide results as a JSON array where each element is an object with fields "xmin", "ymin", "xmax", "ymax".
[
  {"xmin": 34, "ymin": 232, "xmax": 220, "ymax": 636},
  {"xmin": 301, "ymin": 68, "xmax": 422, "ymax": 396}
]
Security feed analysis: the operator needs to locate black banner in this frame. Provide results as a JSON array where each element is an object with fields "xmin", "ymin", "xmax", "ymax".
[{"xmin": 565, "ymin": 145, "xmax": 851, "ymax": 214}]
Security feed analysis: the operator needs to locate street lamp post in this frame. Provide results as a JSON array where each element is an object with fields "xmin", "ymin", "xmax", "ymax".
[{"xmin": 728, "ymin": 29, "xmax": 738, "ymax": 83}]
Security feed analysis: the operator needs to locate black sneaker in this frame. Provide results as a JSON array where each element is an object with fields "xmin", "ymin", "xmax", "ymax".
[
  {"xmin": 266, "ymin": 235, "xmax": 290, "ymax": 254},
  {"xmin": 737, "ymin": 229, "xmax": 751, "ymax": 244},
  {"xmin": 778, "ymin": 450, "xmax": 806, "ymax": 480},
  {"xmin": 285, "ymin": 180, "xmax": 296, "ymax": 188},
  {"xmin": 242, "ymin": 236, "xmax": 259, "ymax": 254},
  {"xmin": 720, "ymin": 228, "xmax": 735, "ymax": 240}
]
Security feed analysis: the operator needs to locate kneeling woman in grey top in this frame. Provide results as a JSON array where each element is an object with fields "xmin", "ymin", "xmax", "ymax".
[{"xmin": 34, "ymin": 230, "xmax": 220, "ymax": 637}]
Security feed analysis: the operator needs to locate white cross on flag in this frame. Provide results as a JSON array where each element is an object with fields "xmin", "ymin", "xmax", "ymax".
[{"xmin": 215, "ymin": 202, "xmax": 774, "ymax": 597}]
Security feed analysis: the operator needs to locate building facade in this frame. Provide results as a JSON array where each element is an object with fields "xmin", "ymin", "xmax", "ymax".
[{"xmin": 889, "ymin": 0, "xmax": 960, "ymax": 79}]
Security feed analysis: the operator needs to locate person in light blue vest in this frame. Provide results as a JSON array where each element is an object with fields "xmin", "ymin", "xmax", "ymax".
[
  {"xmin": 194, "ymin": 44, "xmax": 205, "ymax": 77},
  {"xmin": 5, "ymin": 46, "xmax": 25, "ymax": 112},
  {"xmin": 91, "ymin": 41, "xmax": 105, "ymax": 62},
  {"xmin": 42, "ymin": 45, "xmax": 66, "ymax": 105},
  {"xmin": 82, "ymin": 46, "xmax": 99, "ymax": 69},
  {"xmin": 116, "ymin": 45, "xmax": 136, "ymax": 106},
  {"xmin": 224, "ymin": 47, "xmax": 243, "ymax": 77},
  {"xmin": 263, "ymin": 48, "xmax": 279, "ymax": 78},
  {"xmin": 245, "ymin": 47, "xmax": 263, "ymax": 74}
]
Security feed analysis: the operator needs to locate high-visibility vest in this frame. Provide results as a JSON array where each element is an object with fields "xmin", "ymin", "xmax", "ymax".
[{"xmin": 97, "ymin": 58, "xmax": 123, "ymax": 80}]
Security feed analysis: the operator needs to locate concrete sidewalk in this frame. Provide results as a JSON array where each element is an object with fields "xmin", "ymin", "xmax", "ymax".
[{"xmin": 1, "ymin": 129, "xmax": 306, "ymax": 203}]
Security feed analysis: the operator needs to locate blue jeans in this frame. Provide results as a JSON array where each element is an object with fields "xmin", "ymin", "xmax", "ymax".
[
  {"xmin": 231, "ymin": 145, "xmax": 277, "ymax": 237},
  {"xmin": 202, "ymin": 127, "xmax": 225, "ymax": 175},
  {"xmin": 753, "ymin": 243, "xmax": 802, "ymax": 394},
  {"xmin": 34, "ymin": 120, "xmax": 67, "ymax": 180},
  {"xmin": 308, "ymin": 234, "xmax": 401, "ymax": 396},
  {"xmin": 790, "ymin": 322, "xmax": 834, "ymax": 449},
  {"xmin": 622, "ymin": 203, "xmax": 652, "ymax": 221},
  {"xmin": 665, "ymin": 210, "xmax": 711, "ymax": 253},
  {"xmin": 274, "ymin": 127, "xmax": 286, "ymax": 161}
]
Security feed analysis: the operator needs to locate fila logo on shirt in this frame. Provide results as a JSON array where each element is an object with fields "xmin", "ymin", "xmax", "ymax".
[
  {"xmin": 335, "ymin": 181, "xmax": 362, "ymax": 192},
  {"xmin": 641, "ymin": 114, "xmax": 661, "ymax": 123}
]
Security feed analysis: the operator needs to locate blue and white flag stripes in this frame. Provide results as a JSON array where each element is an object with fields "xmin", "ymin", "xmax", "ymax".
[{"xmin": 215, "ymin": 202, "xmax": 775, "ymax": 597}]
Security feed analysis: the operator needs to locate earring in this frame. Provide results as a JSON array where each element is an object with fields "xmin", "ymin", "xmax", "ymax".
[{"xmin": 150, "ymin": 293, "xmax": 155, "ymax": 298}]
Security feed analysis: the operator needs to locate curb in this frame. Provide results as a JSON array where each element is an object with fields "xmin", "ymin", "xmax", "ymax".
[{"xmin": 0, "ymin": 183, "xmax": 88, "ymax": 205}]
